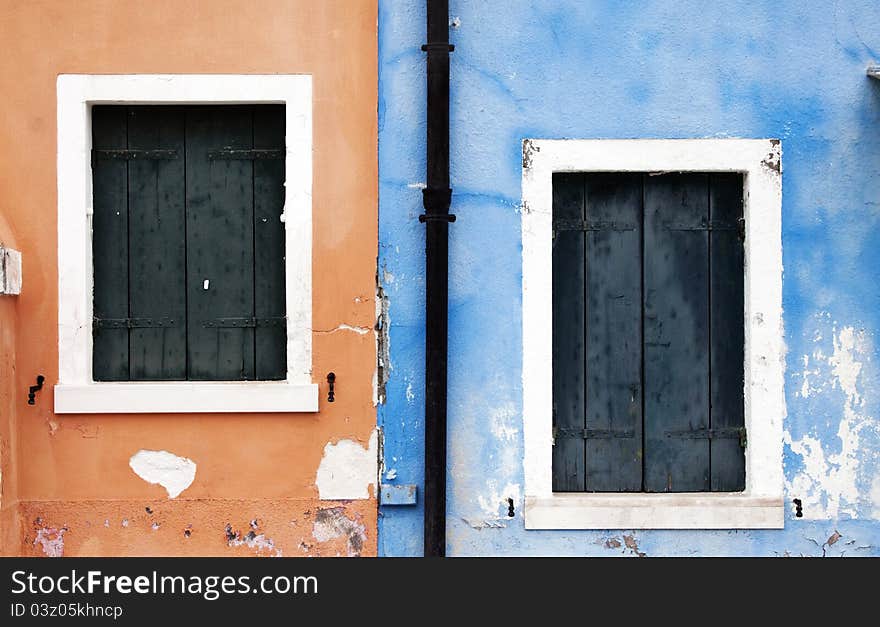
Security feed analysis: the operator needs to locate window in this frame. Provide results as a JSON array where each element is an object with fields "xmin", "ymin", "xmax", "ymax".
[
  {"xmin": 521, "ymin": 139, "xmax": 784, "ymax": 529},
  {"xmin": 91, "ymin": 105, "xmax": 287, "ymax": 382},
  {"xmin": 552, "ymin": 172, "xmax": 745, "ymax": 494},
  {"xmin": 55, "ymin": 75, "xmax": 316, "ymax": 414}
]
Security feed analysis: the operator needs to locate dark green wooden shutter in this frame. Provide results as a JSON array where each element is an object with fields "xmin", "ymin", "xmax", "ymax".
[
  {"xmin": 91, "ymin": 105, "xmax": 287, "ymax": 382},
  {"xmin": 253, "ymin": 107, "xmax": 287, "ymax": 380},
  {"xmin": 552, "ymin": 173, "xmax": 586, "ymax": 491},
  {"xmin": 127, "ymin": 106, "xmax": 186, "ymax": 380},
  {"xmin": 583, "ymin": 174, "xmax": 643, "ymax": 491},
  {"xmin": 643, "ymin": 174, "xmax": 711, "ymax": 492},
  {"xmin": 551, "ymin": 172, "xmax": 745, "ymax": 493},
  {"xmin": 92, "ymin": 106, "xmax": 130, "ymax": 381},
  {"xmin": 709, "ymin": 174, "xmax": 746, "ymax": 491},
  {"xmin": 185, "ymin": 106, "xmax": 256, "ymax": 380}
]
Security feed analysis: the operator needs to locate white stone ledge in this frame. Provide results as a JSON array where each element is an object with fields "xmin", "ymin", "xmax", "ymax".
[
  {"xmin": 525, "ymin": 494, "xmax": 784, "ymax": 530},
  {"xmin": 54, "ymin": 382, "xmax": 319, "ymax": 414}
]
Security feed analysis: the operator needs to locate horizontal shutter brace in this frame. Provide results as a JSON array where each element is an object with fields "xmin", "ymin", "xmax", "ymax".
[
  {"xmin": 92, "ymin": 149, "xmax": 179, "ymax": 161},
  {"xmin": 201, "ymin": 317, "xmax": 286, "ymax": 328},
  {"xmin": 207, "ymin": 149, "xmax": 285, "ymax": 160},
  {"xmin": 664, "ymin": 427, "xmax": 747, "ymax": 448},
  {"xmin": 553, "ymin": 426, "xmax": 636, "ymax": 444},
  {"xmin": 93, "ymin": 317, "xmax": 178, "ymax": 329},
  {"xmin": 94, "ymin": 317, "xmax": 287, "ymax": 329},
  {"xmin": 664, "ymin": 218, "xmax": 745, "ymax": 239},
  {"xmin": 553, "ymin": 219, "xmax": 637, "ymax": 232}
]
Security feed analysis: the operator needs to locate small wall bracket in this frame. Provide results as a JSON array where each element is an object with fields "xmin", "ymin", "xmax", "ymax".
[
  {"xmin": 326, "ymin": 372, "xmax": 336, "ymax": 403},
  {"xmin": 28, "ymin": 375, "xmax": 45, "ymax": 405}
]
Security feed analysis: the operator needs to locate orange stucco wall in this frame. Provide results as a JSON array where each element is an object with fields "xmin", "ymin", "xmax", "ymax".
[
  {"xmin": 0, "ymin": 0, "xmax": 378, "ymax": 556},
  {"xmin": 0, "ymin": 213, "xmax": 20, "ymax": 555}
]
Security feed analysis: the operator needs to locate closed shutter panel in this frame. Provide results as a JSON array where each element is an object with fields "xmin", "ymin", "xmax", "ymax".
[
  {"xmin": 91, "ymin": 105, "xmax": 287, "ymax": 383},
  {"xmin": 709, "ymin": 174, "xmax": 746, "ymax": 491},
  {"xmin": 253, "ymin": 107, "xmax": 287, "ymax": 380},
  {"xmin": 551, "ymin": 172, "xmax": 744, "ymax": 493},
  {"xmin": 127, "ymin": 106, "xmax": 187, "ymax": 380},
  {"xmin": 643, "ymin": 174, "xmax": 711, "ymax": 492},
  {"xmin": 92, "ymin": 106, "xmax": 131, "ymax": 381},
  {"xmin": 185, "ymin": 107, "xmax": 256, "ymax": 381},
  {"xmin": 552, "ymin": 174, "xmax": 644, "ymax": 492},
  {"xmin": 551, "ymin": 173, "xmax": 586, "ymax": 491},
  {"xmin": 583, "ymin": 174, "xmax": 643, "ymax": 491}
]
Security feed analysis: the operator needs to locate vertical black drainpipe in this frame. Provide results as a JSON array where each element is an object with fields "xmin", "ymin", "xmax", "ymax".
[{"xmin": 420, "ymin": 0, "xmax": 454, "ymax": 557}]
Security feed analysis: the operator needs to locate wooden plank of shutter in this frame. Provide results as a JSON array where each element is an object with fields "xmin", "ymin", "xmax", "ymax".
[
  {"xmin": 253, "ymin": 105, "xmax": 287, "ymax": 380},
  {"xmin": 92, "ymin": 106, "xmax": 130, "ymax": 381},
  {"xmin": 551, "ymin": 173, "xmax": 586, "ymax": 491},
  {"xmin": 643, "ymin": 174, "xmax": 710, "ymax": 492},
  {"xmin": 583, "ymin": 174, "xmax": 643, "ymax": 491},
  {"xmin": 185, "ymin": 106, "xmax": 255, "ymax": 380},
  {"xmin": 709, "ymin": 173, "xmax": 746, "ymax": 491},
  {"xmin": 127, "ymin": 106, "xmax": 187, "ymax": 380}
]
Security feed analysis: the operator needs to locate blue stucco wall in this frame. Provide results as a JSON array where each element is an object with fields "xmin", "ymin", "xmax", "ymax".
[{"xmin": 378, "ymin": 0, "xmax": 880, "ymax": 556}]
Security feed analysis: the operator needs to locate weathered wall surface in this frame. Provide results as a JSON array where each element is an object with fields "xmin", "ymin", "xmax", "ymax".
[
  {"xmin": 378, "ymin": 1, "xmax": 880, "ymax": 555},
  {"xmin": 0, "ymin": 0, "xmax": 378, "ymax": 556}
]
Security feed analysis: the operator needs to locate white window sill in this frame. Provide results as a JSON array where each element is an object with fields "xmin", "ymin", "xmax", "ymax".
[
  {"xmin": 525, "ymin": 494, "xmax": 784, "ymax": 530},
  {"xmin": 54, "ymin": 382, "xmax": 319, "ymax": 414}
]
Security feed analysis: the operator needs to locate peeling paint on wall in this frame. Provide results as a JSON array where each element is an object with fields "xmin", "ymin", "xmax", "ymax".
[
  {"xmin": 225, "ymin": 520, "xmax": 282, "ymax": 557},
  {"xmin": 786, "ymin": 324, "xmax": 878, "ymax": 519},
  {"xmin": 462, "ymin": 481, "xmax": 521, "ymax": 529},
  {"xmin": 312, "ymin": 507, "xmax": 366, "ymax": 557},
  {"xmin": 32, "ymin": 520, "xmax": 67, "ymax": 558},
  {"xmin": 374, "ymin": 268, "xmax": 392, "ymax": 406},
  {"xmin": 129, "ymin": 450, "xmax": 196, "ymax": 499},
  {"xmin": 315, "ymin": 430, "xmax": 378, "ymax": 500}
]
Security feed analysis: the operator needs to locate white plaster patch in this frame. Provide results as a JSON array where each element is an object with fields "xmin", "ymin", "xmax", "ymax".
[
  {"xmin": 315, "ymin": 430, "xmax": 378, "ymax": 500},
  {"xmin": 129, "ymin": 450, "xmax": 197, "ymax": 499},
  {"xmin": 785, "ymin": 326, "xmax": 877, "ymax": 519}
]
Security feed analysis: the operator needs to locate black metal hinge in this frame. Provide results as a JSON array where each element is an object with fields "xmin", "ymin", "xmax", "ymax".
[
  {"xmin": 553, "ymin": 219, "xmax": 637, "ymax": 232},
  {"xmin": 201, "ymin": 317, "xmax": 286, "ymax": 328},
  {"xmin": 93, "ymin": 317, "xmax": 178, "ymax": 329},
  {"xmin": 92, "ymin": 149, "xmax": 179, "ymax": 164},
  {"xmin": 207, "ymin": 149, "xmax": 285, "ymax": 161},
  {"xmin": 553, "ymin": 426, "xmax": 636, "ymax": 445}
]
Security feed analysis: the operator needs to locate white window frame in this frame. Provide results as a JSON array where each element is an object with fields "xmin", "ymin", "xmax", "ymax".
[
  {"xmin": 521, "ymin": 139, "xmax": 785, "ymax": 529},
  {"xmin": 55, "ymin": 74, "xmax": 317, "ymax": 414}
]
